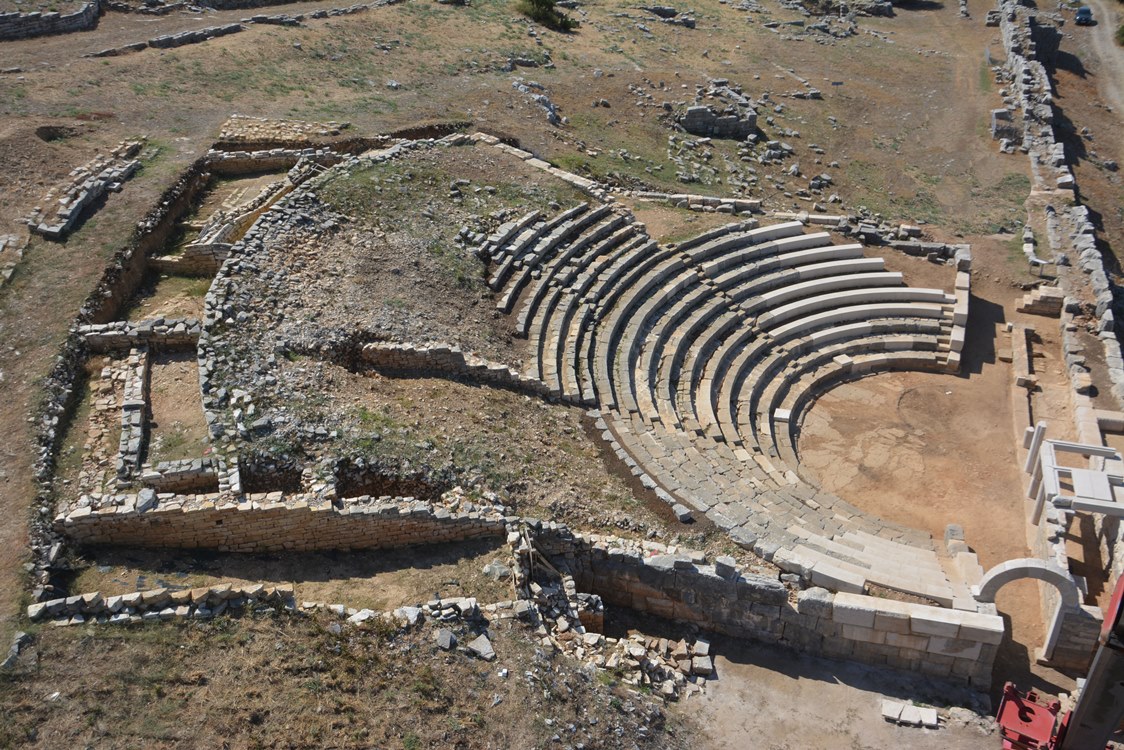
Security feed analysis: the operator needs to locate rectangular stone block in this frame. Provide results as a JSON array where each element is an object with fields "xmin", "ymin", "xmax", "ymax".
[
  {"xmin": 841, "ymin": 624, "xmax": 886, "ymax": 645},
  {"xmin": 927, "ymin": 636, "xmax": 982, "ymax": 660},
  {"xmin": 810, "ymin": 562, "xmax": 865, "ymax": 594},
  {"xmin": 832, "ymin": 593, "xmax": 876, "ymax": 628},
  {"xmin": 956, "ymin": 610, "xmax": 1005, "ymax": 645},
  {"xmin": 910, "ymin": 607, "xmax": 962, "ymax": 638},
  {"xmin": 874, "ymin": 608, "xmax": 912, "ymax": 634},
  {"xmin": 885, "ymin": 631, "xmax": 928, "ymax": 651}
]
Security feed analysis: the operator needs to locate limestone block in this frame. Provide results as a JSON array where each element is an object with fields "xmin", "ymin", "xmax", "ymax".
[
  {"xmin": 881, "ymin": 700, "xmax": 904, "ymax": 722},
  {"xmin": 840, "ymin": 624, "xmax": 885, "ymax": 645},
  {"xmin": 873, "ymin": 607, "xmax": 912, "ymax": 635},
  {"xmin": 909, "ymin": 607, "xmax": 962, "ymax": 638},
  {"xmin": 794, "ymin": 588, "xmax": 833, "ymax": 621},
  {"xmin": 810, "ymin": 562, "xmax": 865, "ymax": 594},
  {"xmin": 899, "ymin": 704, "xmax": 922, "ymax": 726},
  {"xmin": 832, "ymin": 593, "xmax": 876, "ymax": 628},
  {"xmin": 884, "ymin": 631, "xmax": 929, "ymax": 651},
  {"xmin": 954, "ymin": 610, "xmax": 1005, "ymax": 645},
  {"xmin": 927, "ymin": 636, "xmax": 982, "ymax": 660}
]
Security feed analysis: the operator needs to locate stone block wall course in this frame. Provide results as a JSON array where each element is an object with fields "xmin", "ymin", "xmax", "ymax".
[
  {"xmin": 360, "ymin": 342, "xmax": 551, "ymax": 398},
  {"xmin": 0, "ymin": 0, "xmax": 100, "ymax": 41},
  {"xmin": 80, "ymin": 318, "xmax": 202, "ymax": 352},
  {"xmin": 534, "ymin": 527, "xmax": 1002, "ymax": 688},
  {"xmin": 58, "ymin": 494, "xmax": 507, "ymax": 553}
]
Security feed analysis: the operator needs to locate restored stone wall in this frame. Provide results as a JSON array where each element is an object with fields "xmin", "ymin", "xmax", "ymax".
[
  {"xmin": 537, "ymin": 528, "xmax": 1003, "ymax": 688},
  {"xmin": 59, "ymin": 495, "xmax": 507, "ymax": 553},
  {"xmin": 0, "ymin": 0, "xmax": 99, "ymax": 41},
  {"xmin": 204, "ymin": 147, "xmax": 344, "ymax": 176},
  {"xmin": 142, "ymin": 458, "xmax": 219, "ymax": 493},
  {"xmin": 148, "ymin": 245, "xmax": 230, "ymax": 276},
  {"xmin": 1033, "ymin": 506, "xmax": 1102, "ymax": 670}
]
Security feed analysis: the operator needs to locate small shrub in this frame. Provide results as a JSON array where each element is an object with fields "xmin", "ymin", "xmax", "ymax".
[
  {"xmin": 515, "ymin": 0, "xmax": 578, "ymax": 31},
  {"xmin": 1116, "ymin": 22, "xmax": 1124, "ymax": 47}
]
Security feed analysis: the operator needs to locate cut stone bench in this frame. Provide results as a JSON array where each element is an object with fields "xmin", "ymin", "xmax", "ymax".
[
  {"xmin": 496, "ymin": 203, "xmax": 608, "ymax": 314},
  {"xmin": 759, "ymin": 287, "xmax": 955, "ymax": 329},
  {"xmin": 520, "ymin": 214, "xmax": 630, "ymax": 340},
  {"xmin": 544, "ymin": 233, "xmax": 651, "ymax": 398}
]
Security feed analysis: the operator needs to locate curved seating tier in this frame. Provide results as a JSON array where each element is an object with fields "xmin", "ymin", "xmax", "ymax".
[{"xmin": 487, "ymin": 210, "xmax": 965, "ymax": 603}]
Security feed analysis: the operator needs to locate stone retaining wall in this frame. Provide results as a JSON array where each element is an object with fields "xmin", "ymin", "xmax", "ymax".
[
  {"xmin": 58, "ymin": 494, "xmax": 508, "ymax": 552},
  {"xmin": 0, "ymin": 0, "xmax": 99, "ymax": 41},
  {"xmin": 360, "ymin": 341, "xmax": 551, "ymax": 397},
  {"xmin": 27, "ymin": 582, "xmax": 295, "ymax": 624},
  {"xmin": 141, "ymin": 458, "xmax": 219, "ymax": 493},
  {"xmin": 149, "ymin": 244, "xmax": 231, "ymax": 276},
  {"xmin": 148, "ymin": 22, "xmax": 242, "ymax": 49},
  {"xmin": 204, "ymin": 147, "xmax": 344, "ymax": 175},
  {"xmin": 535, "ymin": 527, "xmax": 1003, "ymax": 688},
  {"xmin": 28, "ymin": 140, "xmax": 143, "ymax": 240},
  {"xmin": 116, "ymin": 347, "xmax": 149, "ymax": 481},
  {"xmin": 80, "ymin": 318, "xmax": 202, "ymax": 352}
]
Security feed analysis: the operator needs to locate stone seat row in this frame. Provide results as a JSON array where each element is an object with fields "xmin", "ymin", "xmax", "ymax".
[
  {"xmin": 485, "ymin": 211, "xmax": 962, "ymax": 600},
  {"xmin": 598, "ymin": 407, "xmax": 954, "ymax": 601}
]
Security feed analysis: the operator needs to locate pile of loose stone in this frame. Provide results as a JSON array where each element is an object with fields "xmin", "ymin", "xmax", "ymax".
[
  {"xmin": 528, "ymin": 578, "xmax": 715, "ymax": 701},
  {"xmin": 509, "ymin": 528, "xmax": 720, "ymax": 701},
  {"xmin": 512, "ymin": 79, "xmax": 565, "ymax": 126},
  {"xmin": 27, "ymin": 140, "xmax": 144, "ymax": 239},
  {"xmin": 638, "ymin": 5, "xmax": 697, "ymax": 27}
]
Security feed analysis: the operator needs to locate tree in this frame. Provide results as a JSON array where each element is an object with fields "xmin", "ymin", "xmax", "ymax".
[{"xmin": 515, "ymin": 0, "xmax": 578, "ymax": 32}]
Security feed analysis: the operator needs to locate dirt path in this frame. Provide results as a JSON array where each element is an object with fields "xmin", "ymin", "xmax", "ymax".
[
  {"xmin": 693, "ymin": 636, "xmax": 995, "ymax": 750},
  {"xmin": 146, "ymin": 352, "xmax": 209, "ymax": 465},
  {"xmin": 1082, "ymin": 0, "xmax": 1124, "ymax": 117}
]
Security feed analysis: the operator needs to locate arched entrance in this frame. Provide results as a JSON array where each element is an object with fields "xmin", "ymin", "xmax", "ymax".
[{"xmin": 973, "ymin": 558, "xmax": 1082, "ymax": 662}]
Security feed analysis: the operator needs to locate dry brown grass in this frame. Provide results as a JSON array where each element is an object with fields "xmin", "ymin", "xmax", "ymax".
[
  {"xmin": 0, "ymin": 610, "xmax": 691, "ymax": 748},
  {"xmin": 69, "ymin": 539, "xmax": 515, "ymax": 612}
]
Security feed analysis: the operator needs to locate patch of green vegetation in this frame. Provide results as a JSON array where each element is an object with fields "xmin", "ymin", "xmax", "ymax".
[
  {"xmin": 427, "ymin": 238, "xmax": 480, "ymax": 289},
  {"xmin": 152, "ymin": 424, "xmax": 189, "ymax": 458},
  {"xmin": 994, "ymin": 172, "xmax": 1031, "ymax": 202},
  {"xmin": 979, "ymin": 58, "xmax": 994, "ymax": 92},
  {"xmin": 355, "ymin": 405, "xmax": 402, "ymax": 431},
  {"xmin": 1115, "ymin": 22, "xmax": 1124, "ymax": 47},
  {"xmin": 516, "ymin": 0, "xmax": 578, "ymax": 31},
  {"xmin": 845, "ymin": 160, "xmax": 945, "ymax": 225}
]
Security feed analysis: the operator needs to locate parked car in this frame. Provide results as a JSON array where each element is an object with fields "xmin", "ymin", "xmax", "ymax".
[{"xmin": 1075, "ymin": 6, "xmax": 1094, "ymax": 25}]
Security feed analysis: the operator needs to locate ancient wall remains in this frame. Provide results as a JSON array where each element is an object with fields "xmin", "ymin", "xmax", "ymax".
[
  {"xmin": 360, "ymin": 342, "xmax": 551, "ymax": 397},
  {"xmin": 58, "ymin": 494, "xmax": 508, "ymax": 553},
  {"xmin": 535, "ymin": 528, "xmax": 1003, "ymax": 688},
  {"xmin": 0, "ymin": 0, "xmax": 100, "ymax": 41},
  {"xmin": 1033, "ymin": 504, "xmax": 1103, "ymax": 670}
]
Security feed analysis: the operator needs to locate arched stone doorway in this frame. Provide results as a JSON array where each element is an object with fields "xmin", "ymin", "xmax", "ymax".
[{"xmin": 973, "ymin": 558, "xmax": 1087, "ymax": 664}]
